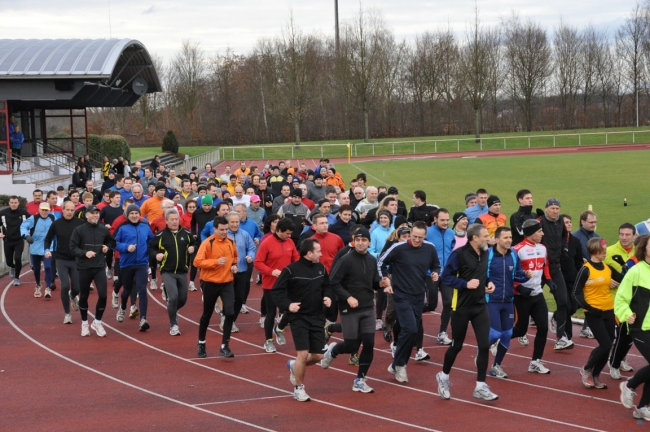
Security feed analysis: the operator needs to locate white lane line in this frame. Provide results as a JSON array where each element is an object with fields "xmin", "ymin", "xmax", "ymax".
[
  {"xmin": 194, "ymin": 395, "xmax": 291, "ymax": 407},
  {"xmin": 143, "ymin": 292, "xmax": 439, "ymax": 431},
  {"xmin": 0, "ymin": 284, "xmax": 275, "ymax": 432},
  {"xmin": 151, "ymin": 294, "xmax": 605, "ymax": 432},
  {"xmin": 189, "ymin": 352, "xmax": 273, "ymax": 360}
]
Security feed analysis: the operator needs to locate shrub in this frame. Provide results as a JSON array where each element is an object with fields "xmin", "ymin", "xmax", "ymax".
[
  {"xmin": 88, "ymin": 134, "xmax": 131, "ymax": 163},
  {"xmin": 162, "ymin": 130, "xmax": 179, "ymax": 154},
  {"xmin": 0, "ymin": 195, "xmax": 27, "ymax": 207}
]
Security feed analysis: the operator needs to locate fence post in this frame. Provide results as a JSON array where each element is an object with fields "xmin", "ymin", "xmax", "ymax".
[
  {"xmin": 392, "ymin": 143, "xmax": 395, "ymax": 155},
  {"xmin": 435, "ymin": 141, "xmax": 437, "ymax": 153},
  {"xmin": 291, "ymin": 146, "xmax": 294, "ymax": 159},
  {"xmin": 503, "ymin": 138, "xmax": 506, "ymax": 149},
  {"xmin": 605, "ymin": 133, "xmax": 608, "ymax": 145},
  {"xmin": 372, "ymin": 144, "xmax": 375, "ymax": 156},
  {"xmin": 457, "ymin": 140, "xmax": 460, "ymax": 152},
  {"xmin": 553, "ymin": 135, "xmax": 556, "ymax": 147},
  {"xmin": 262, "ymin": 146, "xmax": 265, "ymax": 159},
  {"xmin": 528, "ymin": 137, "xmax": 530, "ymax": 148},
  {"xmin": 480, "ymin": 139, "xmax": 482, "ymax": 151},
  {"xmin": 579, "ymin": 134, "xmax": 581, "ymax": 146},
  {"xmin": 232, "ymin": 147, "xmax": 234, "ymax": 159},
  {"xmin": 413, "ymin": 141, "xmax": 416, "ymax": 154},
  {"xmin": 633, "ymin": 132, "xmax": 635, "ymax": 144}
]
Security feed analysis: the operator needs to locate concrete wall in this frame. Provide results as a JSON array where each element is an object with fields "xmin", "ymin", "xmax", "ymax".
[{"xmin": 0, "ymin": 173, "xmax": 35, "ymax": 199}]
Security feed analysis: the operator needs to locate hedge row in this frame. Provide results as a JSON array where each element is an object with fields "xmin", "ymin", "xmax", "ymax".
[{"xmin": 88, "ymin": 134, "xmax": 131, "ymax": 163}]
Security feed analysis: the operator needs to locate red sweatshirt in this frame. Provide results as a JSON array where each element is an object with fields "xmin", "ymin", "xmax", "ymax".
[
  {"xmin": 254, "ymin": 234, "xmax": 299, "ymax": 289},
  {"xmin": 311, "ymin": 231, "xmax": 344, "ymax": 272}
]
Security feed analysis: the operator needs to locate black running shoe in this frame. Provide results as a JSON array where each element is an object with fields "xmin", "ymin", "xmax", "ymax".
[
  {"xmin": 197, "ymin": 342, "xmax": 207, "ymax": 358},
  {"xmin": 220, "ymin": 345, "xmax": 234, "ymax": 358},
  {"xmin": 383, "ymin": 329, "xmax": 393, "ymax": 343},
  {"xmin": 49, "ymin": 283, "xmax": 57, "ymax": 291}
]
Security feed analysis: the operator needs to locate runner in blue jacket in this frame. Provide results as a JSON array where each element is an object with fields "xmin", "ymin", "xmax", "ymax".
[
  {"xmin": 486, "ymin": 227, "xmax": 531, "ymax": 379},
  {"xmin": 20, "ymin": 202, "xmax": 56, "ymax": 298}
]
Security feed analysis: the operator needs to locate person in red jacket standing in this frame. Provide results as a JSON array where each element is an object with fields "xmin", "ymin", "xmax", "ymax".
[
  {"xmin": 254, "ymin": 218, "xmax": 299, "ymax": 353},
  {"xmin": 26, "ymin": 189, "xmax": 44, "ymax": 215},
  {"xmin": 309, "ymin": 213, "xmax": 344, "ymax": 273}
]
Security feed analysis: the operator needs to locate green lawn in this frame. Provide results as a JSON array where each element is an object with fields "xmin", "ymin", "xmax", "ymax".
[{"xmin": 129, "ymin": 146, "xmax": 217, "ymax": 162}]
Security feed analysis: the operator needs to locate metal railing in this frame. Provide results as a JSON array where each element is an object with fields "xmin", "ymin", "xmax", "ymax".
[
  {"xmin": 215, "ymin": 129, "xmax": 650, "ymax": 161},
  {"xmin": 175, "ymin": 148, "xmax": 221, "ymax": 172}
]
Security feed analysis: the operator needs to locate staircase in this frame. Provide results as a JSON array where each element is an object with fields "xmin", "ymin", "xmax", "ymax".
[{"xmin": 136, "ymin": 152, "xmax": 184, "ymax": 170}]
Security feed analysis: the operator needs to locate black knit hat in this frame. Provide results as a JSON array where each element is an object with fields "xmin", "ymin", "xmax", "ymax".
[
  {"xmin": 487, "ymin": 195, "xmax": 501, "ymax": 208},
  {"xmin": 452, "ymin": 212, "xmax": 468, "ymax": 228},
  {"xmin": 394, "ymin": 215, "xmax": 408, "ymax": 229}
]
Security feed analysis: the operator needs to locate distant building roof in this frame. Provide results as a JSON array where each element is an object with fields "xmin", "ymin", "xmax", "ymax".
[{"xmin": 0, "ymin": 39, "xmax": 161, "ymax": 108}]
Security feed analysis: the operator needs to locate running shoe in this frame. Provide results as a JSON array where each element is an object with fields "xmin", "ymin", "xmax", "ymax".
[
  {"xmin": 394, "ymin": 365, "xmax": 408, "ymax": 383},
  {"xmin": 197, "ymin": 342, "xmax": 207, "ymax": 358},
  {"xmin": 81, "ymin": 322, "xmax": 90, "ymax": 337},
  {"xmin": 621, "ymin": 358, "xmax": 634, "ymax": 372},
  {"xmin": 436, "ymin": 372, "xmax": 451, "ymax": 400},
  {"xmin": 63, "ymin": 314, "xmax": 73, "ymax": 324},
  {"xmin": 71, "ymin": 294, "xmax": 79, "ymax": 311},
  {"xmin": 518, "ymin": 335, "xmax": 529, "ymax": 346},
  {"xmin": 375, "ymin": 319, "xmax": 383, "ymax": 331},
  {"xmin": 219, "ymin": 344, "xmax": 234, "ymax": 358},
  {"xmin": 473, "ymin": 384, "xmax": 498, "ymax": 401},
  {"xmin": 620, "ymin": 381, "xmax": 636, "ymax": 409},
  {"xmin": 414, "ymin": 348, "xmax": 430, "ymax": 361},
  {"xmin": 390, "ymin": 342, "xmax": 396, "ymax": 358},
  {"xmin": 550, "ymin": 317, "xmax": 557, "ymax": 334},
  {"xmin": 348, "ymin": 353, "xmax": 359, "ymax": 366},
  {"xmin": 276, "ymin": 313, "xmax": 283, "ymax": 323},
  {"xmin": 554, "ymin": 336, "xmax": 574, "ymax": 350},
  {"xmin": 264, "ymin": 340, "xmax": 276, "ymax": 353},
  {"xmin": 287, "ymin": 360, "xmax": 296, "ymax": 386},
  {"xmin": 188, "ymin": 281, "xmax": 197, "ymax": 291},
  {"xmin": 231, "ymin": 322, "xmax": 239, "ymax": 333},
  {"xmin": 9, "ymin": 267, "xmax": 15, "ymax": 278},
  {"xmin": 437, "ymin": 331, "xmax": 452, "ymax": 345},
  {"xmin": 106, "ymin": 268, "xmax": 113, "ymax": 279},
  {"xmin": 49, "ymin": 283, "xmax": 56, "ymax": 291},
  {"xmin": 111, "ymin": 292, "xmax": 119, "ymax": 309},
  {"xmin": 593, "ymin": 375, "xmax": 607, "ymax": 389},
  {"xmin": 529, "ymin": 317, "xmax": 536, "ymax": 327},
  {"xmin": 528, "ymin": 359, "xmax": 550, "ymax": 374},
  {"xmin": 321, "ymin": 343, "xmax": 337, "ymax": 369},
  {"xmin": 353, "ymin": 378, "xmax": 374, "ymax": 393},
  {"xmin": 580, "ymin": 368, "xmax": 595, "ymax": 388},
  {"xmin": 139, "ymin": 318, "xmax": 150, "ymax": 332},
  {"xmin": 490, "ymin": 364, "xmax": 508, "ymax": 379},
  {"xmin": 34, "ymin": 284, "xmax": 42, "ymax": 298},
  {"xmin": 293, "ymin": 384, "xmax": 310, "ymax": 402},
  {"xmin": 610, "ymin": 366, "xmax": 622, "ymax": 380},
  {"xmin": 634, "ymin": 406, "xmax": 650, "ymax": 421},
  {"xmin": 129, "ymin": 305, "xmax": 139, "ymax": 319},
  {"xmin": 580, "ymin": 327, "xmax": 595, "ymax": 339},
  {"xmin": 324, "ymin": 323, "xmax": 332, "ymax": 342},
  {"xmin": 91, "ymin": 320, "xmax": 106, "ymax": 337},
  {"xmin": 383, "ymin": 329, "xmax": 393, "ymax": 343},
  {"xmin": 274, "ymin": 326, "xmax": 286, "ymax": 345},
  {"xmin": 240, "ymin": 305, "xmax": 249, "ymax": 314},
  {"xmin": 170, "ymin": 325, "xmax": 181, "ymax": 336},
  {"xmin": 490, "ymin": 342, "xmax": 498, "ymax": 357},
  {"xmin": 13, "ymin": 278, "xmax": 20, "ymax": 286},
  {"xmin": 259, "ymin": 317, "xmax": 265, "ymax": 328},
  {"xmin": 116, "ymin": 308, "xmax": 125, "ymax": 323},
  {"xmin": 150, "ymin": 278, "xmax": 157, "ymax": 290},
  {"xmin": 44, "ymin": 288, "xmax": 51, "ymax": 298},
  {"xmin": 256, "ymin": 274, "xmax": 261, "ymax": 284}
]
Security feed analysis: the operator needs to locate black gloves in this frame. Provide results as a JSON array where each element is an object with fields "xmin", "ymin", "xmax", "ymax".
[{"xmin": 24, "ymin": 235, "xmax": 33, "ymax": 244}]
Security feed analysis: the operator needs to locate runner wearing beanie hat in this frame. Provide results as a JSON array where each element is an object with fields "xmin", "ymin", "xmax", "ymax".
[{"xmin": 477, "ymin": 195, "xmax": 506, "ymax": 241}]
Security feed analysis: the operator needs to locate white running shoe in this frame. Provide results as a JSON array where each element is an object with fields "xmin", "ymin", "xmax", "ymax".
[
  {"xmin": 34, "ymin": 284, "xmax": 42, "ymax": 298},
  {"xmin": 473, "ymin": 384, "xmax": 498, "ymax": 401},
  {"xmin": 620, "ymin": 381, "xmax": 637, "ymax": 409},
  {"xmin": 528, "ymin": 359, "xmax": 550, "ymax": 374},
  {"xmin": 287, "ymin": 360, "xmax": 296, "ymax": 386},
  {"xmin": 231, "ymin": 322, "xmax": 239, "ymax": 333},
  {"xmin": 293, "ymin": 384, "xmax": 310, "ymax": 402},
  {"xmin": 139, "ymin": 318, "xmax": 150, "ymax": 332},
  {"xmin": 129, "ymin": 305, "xmax": 139, "ymax": 319},
  {"xmin": 414, "ymin": 348, "xmax": 430, "ymax": 361},
  {"xmin": 610, "ymin": 365, "xmax": 622, "ymax": 380},
  {"xmin": 111, "ymin": 292, "xmax": 119, "ymax": 309},
  {"xmin": 150, "ymin": 279, "xmax": 157, "ymax": 290},
  {"xmin": 490, "ymin": 364, "xmax": 508, "ymax": 379},
  {"xmin": 106, "ymin": 268, "xmax": 113, "ymax": 279},
  {"xmin": 390, "ymin": 342, "xmax": 396, "ymax": 358},
  {"xmin": 518, "ymin": 335, "xmax": 529, "ymax": 346},
  {"xmin": 260, "ymin": 317, "xmax": 265, "ymax": 328},
  {"xmin": 550, "ymin": 317, "xmax": 557, "ymax": 334},
  {"xmin": 264, "ymin": 340, "xmax": 276, "ymax": 353},
  {"xmin": 490, "ymin": 341, "xmax": 498, "ymax": 357},
  {"xmin": 71, "ymin": 295, "xmax": 79, "ymax": 311},
  {"xmin": 188, "ymin": 281, "xmax": 197, "ymax": 291},
  {"xmin": 240, "ymin": 305, "xmax": 249, "ymax": 314},
  {"xmin": 274, "ymin": 326, "xmax": 286, "ymax": 345},
  {"xmin": 321, "ymin": 343, "xmax": 337, "ymax": 369},
  {"xmin": 633, "ymin": 406, "xmax": 650, "ymax": 421},
  {"xmin": 394, "ymin": 365, "xmax": 408, "ymax": 383},
  {"xmin": 91, "ymin": 320, "xmax": 106, "ymax": 337},
  {"xmin": 437, "ymin": 331, "xmax": 452, "ymax": 345},
  {"xmin": 353, "ymin": 378, "xmax": 374, "ymax": 393},
  {"xmin": 436, "ymin": 372, "xmax": 451, "ymax": 400},
  {"xmin": 81, "ymin": 322, "xmax": 90, "ymax": 337},
  {"xmin": 375, "ymin": 319, "xmax": 383, "ymax": 331},
  {"xmin": 580, "ymin": 327, "xmax": 595, "ymax": 338},
  {"xmin": 44, "ymin": 288, "xmax": 52, "ymax": 298},
  {"xmin": 63, "ymin": 314, "xmax": 73, "ymax": 324},
  {"xmin": 554, "ymin": 336, "xmax": 574, "ymax": 350},
  {"xmin": 620, "ymin": 358, "xmax": 634, "ymax": 372},
  {"xmin": 170, "ymin": 324, "xmax": 181, "ymax": 336}
]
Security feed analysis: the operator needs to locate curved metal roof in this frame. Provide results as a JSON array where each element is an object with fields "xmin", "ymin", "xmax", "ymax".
[{"xmin": 0, "ymin": 39, "xmax": 161, "ymax": 92}]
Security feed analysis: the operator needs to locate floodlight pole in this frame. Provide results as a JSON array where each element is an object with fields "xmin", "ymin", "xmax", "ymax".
[
  {"xmin": 637, "ymin": 89, "xmax": 639, "ymax": 128},
  {"xmin": 334, "ymin": 0, "xmax": 340, "ymax": 56}
]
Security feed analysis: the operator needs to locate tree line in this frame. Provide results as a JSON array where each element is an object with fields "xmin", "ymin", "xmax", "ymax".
[{"xmin": 88, "ymin": 2, "xmax": 650, "ymax": 147}]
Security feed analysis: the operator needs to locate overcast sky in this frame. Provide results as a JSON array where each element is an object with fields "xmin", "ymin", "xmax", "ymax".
[{"xmin": 1, "ymin": 0, "xmax": 640, "ymax": 63}]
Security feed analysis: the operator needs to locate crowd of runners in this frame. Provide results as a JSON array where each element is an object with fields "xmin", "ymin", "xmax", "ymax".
[{"xmin": 2, "ymin": 158, "xmax": 650, "ymax": 421}]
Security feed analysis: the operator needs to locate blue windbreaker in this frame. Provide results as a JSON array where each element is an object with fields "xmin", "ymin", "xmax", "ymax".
[
  {"xmin": 114, "ymin": 221, "xmax": 154, "ymax": 267},
  {"xmin": 425, "ymin": 225, "xmax": 456, "ymax": 274},
  {"xmin": 486, "ymin": 247, "xmax": 529, "ymax": 303},
  {"xmin": 20, "ymin": 215, "xmax": 55, "ymax": 255}
]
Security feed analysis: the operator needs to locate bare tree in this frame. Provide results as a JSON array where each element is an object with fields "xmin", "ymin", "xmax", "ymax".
[
  {"xmin": 168, "ymin": 40, "xmax": 205, "ymax": 143},
  {"xmin": 594, "ymin": 38, "xmax": 614, "ymax": 126},
  {"xmin": 553, "ymin": 20, "xmax": 582, "ymax": 129},
  {"xmin": 504, "ymin": 16, "xmax": 553, "ymax": 131},
  {"xmin": 436, "ymin": 28, "xmax": 460, "ymax": 134},
  {"xmin": 458, "ymin": 6, "xmax": 501, "ymax": 141},
  {"xmin": 375, "ymin": 32, "xmax": 406, "ymax": 135}
]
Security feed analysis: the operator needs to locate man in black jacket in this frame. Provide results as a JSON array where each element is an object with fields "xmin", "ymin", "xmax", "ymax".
[
  {"xmin": 378, "ymin": 221, "xmax": 441, "ymax": 384},
  {"xmin": 45, "ymin": 201, "xmax": 84, "ymax": 324},
  {"xmin": 408, "ymin": 190, "xmax": 438, "ymax": 224},
  {"xmin": 510, "ymin": 189, "xmax": 536, "ymax": 245},
  {"xmin": 538, "ymin": 198, "xmax": 574, "ymax": 350},
  {"xmin": 387, "ymin": 187, "xmax": 408, "ymax": 218},
  {"xmin": 320, "ymin": 227, "xmax": 385, "ymax": 394},
  {"xmin": 327, "ymin": 205, "xmax": 354, "ymax": 244},
  {"xmin": 70, "ymin": 205, "xmax": 114, "ymax": 338},
  {"xmin": 437, "ymin": 223, "xmax": 498, "ymax": 402},
  {"xmin": 0, "ymin": 195, "xmax": 29, "ymax": 286},
  {"xmin": 272, "ymin": 238, "xmax": 332, "ymax": 402},
  {"xmin": 150, "ymin": 208, "xmax": 198, "ymax": 336}
]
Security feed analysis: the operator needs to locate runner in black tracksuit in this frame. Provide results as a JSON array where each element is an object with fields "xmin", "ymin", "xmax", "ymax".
[
  {"xmin": 320, "ymin": 227, "xmax": 384, "ymax": 393},
  {"xmin": 0, "ymin": 198, "xmax": 29, "ymax": 285}
]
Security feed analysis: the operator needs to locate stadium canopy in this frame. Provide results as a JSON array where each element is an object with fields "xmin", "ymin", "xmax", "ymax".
[{"xmin": 0, "ymin": 39, "xmax": 162, "ymax": 109}]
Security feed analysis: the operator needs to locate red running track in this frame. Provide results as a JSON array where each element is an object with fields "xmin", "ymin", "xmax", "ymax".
[
  {"xmin": 1, "ymin": 269, "xmax": 645, "ymax": 431},
  {"xmin": 213, "ymin": 143, "xmax": 650, "ymax": 170}
]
